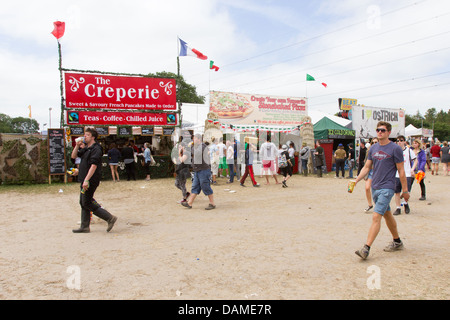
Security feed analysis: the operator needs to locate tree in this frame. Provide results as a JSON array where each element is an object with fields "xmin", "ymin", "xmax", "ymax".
[
  {"xmin": 0, "ymin": 113, "xmax": 14, "ymax": 133},
  {"xmin": 405, "ymin": 108, "xmax": 450, "ymax": 141},
  {"xmin": 147, "ymin": 71, "xmax": 205, "ymax": 104},
  {"xmin": 0, "ymin": 113, "xmax": 40, "ymax": 133}
]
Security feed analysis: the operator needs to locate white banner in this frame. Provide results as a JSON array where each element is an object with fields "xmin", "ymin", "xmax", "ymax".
[{"xmin": 351, "ymin": 105, "xmax": 405, "ymax": 139}]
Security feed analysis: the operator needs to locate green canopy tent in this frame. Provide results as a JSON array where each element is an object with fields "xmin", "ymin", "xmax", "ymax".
[{"xmin": 313, "ymin": 116, "xmax": 355, "ymax": 172}]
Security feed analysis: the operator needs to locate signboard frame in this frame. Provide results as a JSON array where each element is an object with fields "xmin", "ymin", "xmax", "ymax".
[{"xmin": 47, "ymin": 128, "xmax": 67, "ymax": 183}]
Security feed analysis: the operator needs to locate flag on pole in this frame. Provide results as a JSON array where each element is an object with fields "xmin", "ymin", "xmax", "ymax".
[
  {"xmin": 51, "ymin": 21, "xmax": 65, "ymax": 40},
  {"xmin": 210, "ymin": 60, "xmax": 219, "ymax": 71},
  {"xmin": 28, "ymin": 105, "xmax": 32, "ymax": 118},
  {"xmin": 178, "ymin": 37, "xmax": 208, "ymax": 60},
  {"xmin": 306, "ymin": 73, "xmax": 327, "ymax": 88}
]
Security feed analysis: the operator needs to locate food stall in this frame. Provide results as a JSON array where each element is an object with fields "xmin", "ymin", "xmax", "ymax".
[
  {"xmin": 62, "ymin": 71, "xmax": 179, "ymax": 180},
  {"xmin": 208, "ymin": 91, "xmax": 315, "ymax": 175}
]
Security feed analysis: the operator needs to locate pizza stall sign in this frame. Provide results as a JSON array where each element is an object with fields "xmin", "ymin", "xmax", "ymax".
[{"xmin": 209, "ymin": 91, "xmax": 308, "ymax": 125}]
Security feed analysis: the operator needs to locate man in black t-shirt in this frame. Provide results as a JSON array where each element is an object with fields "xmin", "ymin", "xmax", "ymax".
[
  {"xmin": 71, "ymin": 127, "xmax": 118, "ymax": 233},
  {"xmin": 357, "ymin": 142, "xmax": 367, "ymax": 176},
  {"xmin": 348, "ymin": 143, "xmax": 355, "ymax": 179}
]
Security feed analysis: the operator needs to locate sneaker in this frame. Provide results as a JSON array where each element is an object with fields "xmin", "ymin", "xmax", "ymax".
[
  {"xmin": 181, "ymin": 201, "xmax": 192, "ymax": 209},
  {"xmin": 364, "ymin": 205, "xmax": 373, "ymax": 212},
  {"xmin": 419, "ymin": 195, "xmax": 426, "ymax": 201},
  {"xmin": 106, "ymin": 216, "xmax": 118, "ymax": 232},
  {"xmin": 205, "ymin": 204, "xmax": 216, "ymax": 210},
  {"xmin": 253, "ymin": 183, "xmax": 260, "ymax": 187},
  {"xmin": 240, "ymin": 183, "xmax": 246, "ymax": 187},
  {"xmin": 355, "ymin": 245, "xmax": 370, "ymax": 260},
  {"xmin": 384, "ymin": 240, "xmax": 404, "ymax": 252},
  {"xmin": 393, "ymin": 208, "xmax": 401, "ymax": 215},
  {"xmin": 404, "ymin": 203, "xmax": 410, "ymax": 214}
]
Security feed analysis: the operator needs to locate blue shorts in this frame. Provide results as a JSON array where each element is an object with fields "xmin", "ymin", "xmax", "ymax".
[
  {"xmin": 372, "ymin": 188, "xmax": 395, "ymax": 216},
  {"xmin": 191, "ymin": 169, "xmax": 213, "ymax": 196}
]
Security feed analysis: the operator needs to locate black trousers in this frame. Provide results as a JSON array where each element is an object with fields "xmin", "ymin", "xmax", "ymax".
[
  {"xmin": 125, "ymin": 162, "xmax": 136, "ymax": 180},
  {"xmin": 79, "ymin": 182, "xmax": 113, "ymax": 229},
  {"xmin": 335, "ymin": 159, "xmax": 345, "ymax": 177}
]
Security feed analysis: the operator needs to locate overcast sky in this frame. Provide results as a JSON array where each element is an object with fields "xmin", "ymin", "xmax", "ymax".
[{"xmin": 1, "ymin": 0, "xmax": 449, "ymax": 129}]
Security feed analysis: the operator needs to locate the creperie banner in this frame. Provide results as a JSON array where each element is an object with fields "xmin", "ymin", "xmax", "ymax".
[
  {"xmin": 64, "ymin": 72, "xmax": 177, "ymax": 126},
  {"xmin": 66, "ymin": 110, "xmax": 177, "ymax": 126}
]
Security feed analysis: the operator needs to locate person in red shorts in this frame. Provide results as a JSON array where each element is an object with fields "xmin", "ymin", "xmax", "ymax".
[{"xmin": 260, "ymin": 137, "xmax": 279, "ymax": 185}]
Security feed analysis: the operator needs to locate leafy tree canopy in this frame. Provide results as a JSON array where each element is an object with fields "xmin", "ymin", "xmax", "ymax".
[
  {"xmin": 0, "ymin": 113, "xmax": 40, "ymax": 134},
  {"xmin": 147, "ymin": 71, "xmax": 205, "ymax": 104}
]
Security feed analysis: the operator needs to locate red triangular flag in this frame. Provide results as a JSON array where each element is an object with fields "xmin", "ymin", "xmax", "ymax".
[{"xmin": 51, "ymin": 21, "xmax": 65, "ymax": 40}]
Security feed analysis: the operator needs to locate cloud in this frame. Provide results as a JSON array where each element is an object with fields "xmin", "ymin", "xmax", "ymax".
[{"xmin": 1, "ymin": 0, "xmax": 449, "ymax": 130}]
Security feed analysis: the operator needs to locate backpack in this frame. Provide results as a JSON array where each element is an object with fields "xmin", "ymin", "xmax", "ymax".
[{"xmin": 279, "ymin": 153, "xmax": 288, "ymax": 168}]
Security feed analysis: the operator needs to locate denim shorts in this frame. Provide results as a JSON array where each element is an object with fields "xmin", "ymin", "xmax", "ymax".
[
  {"xmin": 431, "ymin": 157, "xmax": 440, "ymax": 164},
  {"xmin": 191, "ymin": 169, "xmax": 213, "ymax": 196},
  {"xmin": 372, "ymin": 188, "xmax": 395, "ymax": 215}
]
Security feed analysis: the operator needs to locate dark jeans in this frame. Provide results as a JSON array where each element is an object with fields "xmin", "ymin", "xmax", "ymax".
[
  {"xmin": 335, "ymin": 159, "xmax": 345, "ymax": 177},
  {"xmin": 316, "ymin": 166, "xmax": 323, "ymax": 177},
  {"xmin": 301, "ymin": 159, "xmax": 308, "ymax": 176},
  {"xmin": 175, "ymin": 174, "xmax": 188, "ymax": 198},
  {"xmin": 419, "ymin": 178, "xmax": 426, "ymax": 196},
  {"xmin": 125, "ymin": 162, "xmax": 136, "ymax": 180},
  {"xmin": 228, "ymin": 163, "xmax": 234, "ymax": 182},
  {"xmin": 357, "ymin": 161, "xmax": 365, "ymax": 176},
  {"xmin": 79, "ymin": 183, "xmax": 113, "ymax": 229}
]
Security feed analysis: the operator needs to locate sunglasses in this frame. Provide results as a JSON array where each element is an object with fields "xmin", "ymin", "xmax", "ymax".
[
  {"xmin": 376, "ymin": 128, "xmax": 387, "ymax": 133},
  {"xmin": 396, "ymin": 139, "xmax": 405, "ymax": 142}
]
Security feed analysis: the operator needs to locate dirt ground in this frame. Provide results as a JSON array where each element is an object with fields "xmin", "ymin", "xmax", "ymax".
[{"xmin": 0, "ymin": 167, "xmax": 448, "ymax": 300}]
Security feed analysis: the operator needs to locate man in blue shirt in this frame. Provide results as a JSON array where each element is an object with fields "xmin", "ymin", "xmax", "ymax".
[{"xmin": 353, "ymin": 121, "xmax": 410, "ymax": 259}]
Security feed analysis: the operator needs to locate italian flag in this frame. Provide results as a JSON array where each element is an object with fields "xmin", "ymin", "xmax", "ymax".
[
  {"xmin": 210, "ymin": 60, "xmax": 219, "ymax": 71},
  {"xmin": 306, "ymin": 74, "xmax": 327, "ymax": 88},
  {"xmin": 178, "ymin": 37, "xmax": 208, "ymax": 60}
]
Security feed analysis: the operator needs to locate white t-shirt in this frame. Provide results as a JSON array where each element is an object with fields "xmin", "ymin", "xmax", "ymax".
[
  {"xmin": 396, "ymin": 147, "xmax": 416, "ymax": 178},
  {"xmin": 217, "ymin": 142, "xmax": 226, "ymax": 158},
  {"xmin": 288, "ymin": 147, "xmax": 295, "ymax": 158},
  {"xmin": 226, "ymin": 145, "xmax": 234, "ymax": 164},
  {"xmin": 260, "ymin": 142, "xmax": 278, "ymax": 161}
]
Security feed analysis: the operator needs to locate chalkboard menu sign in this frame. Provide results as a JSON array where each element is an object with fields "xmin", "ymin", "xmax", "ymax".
[
  {"xmin": 95, "ymin": 127, "xmax": 109, "ymax": 136},
  {"xmin": 163, "ymin": 127, "xmax": 175, "ymax": 136},
  {"xmin": 118, "ymin": 126, "xmax": 132, "ymax": 136},
  {"xmin": 141, "ymin": 127, "xmax": 154, "ymax": 136},
  {"xmin": 48, "ymin": 128, "xmax": 66, "ymax": 175},
  {"xmin": 70, "ymin": 126, "xmax": 84, "ymax": 136}
]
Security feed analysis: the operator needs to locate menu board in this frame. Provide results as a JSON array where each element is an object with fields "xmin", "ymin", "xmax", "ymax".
[
  {"xmin": 48, "ymin": 129, "xmax": 66, "ymax": 175},
  {"xmin": 141, "ymin": 127, "xmax": 154, "ymax": 136},
  {"xmin": 95, "ymin": 127, "xmax": 109, "ymax": 136},
  {"xmin": 163, "ymin": 127, "xmax": 175, "ymax": 136},
  {"xmin": 118, "ymin": 126, "xmax": 132, "ymax": 136},
  {"xmin": 70, "ymin": 126, "xmax": 84, "ymax": 136}
]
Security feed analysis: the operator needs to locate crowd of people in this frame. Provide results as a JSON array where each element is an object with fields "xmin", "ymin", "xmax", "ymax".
[
  {"xmin": 173, "ymin": 135, "xmax": 303, "ymax": 210},
  {"xmin": 68, "ymin": 126, "xmax": 449, "ymax": 244},
  {"xmin": 72, "ymin": 140, "xmax": 156, "ymax": 182}
]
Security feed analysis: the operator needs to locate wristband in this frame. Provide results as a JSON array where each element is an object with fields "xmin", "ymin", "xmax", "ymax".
[{"xmin": 402, "ymin": 191, "xmax": 409, "ymax": 194}]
